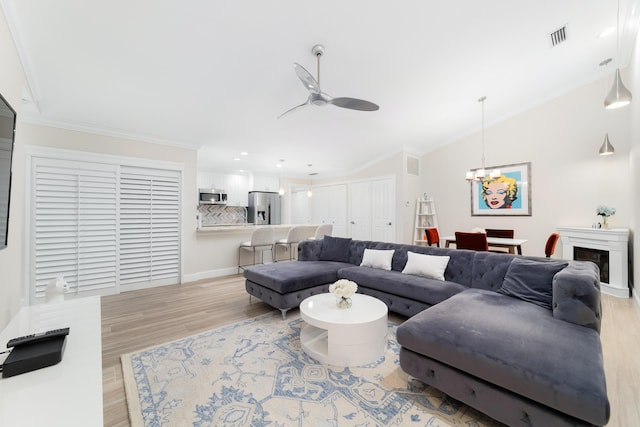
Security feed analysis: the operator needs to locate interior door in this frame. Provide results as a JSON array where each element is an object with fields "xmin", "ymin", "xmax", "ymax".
[
  {"xmin": 311, "ymin": 186, "xmax": 329, "ymax": 225},
  {"xmin": 291, "ymin": 187, "xmax": 310, "ymax": 224},
  {"xmin": 349, "ymin": 181, "xmax": 372, "ymax": 240},
  {"xmin": 371, "ymin": 178, "xmax": 395, "ymax": 242},
  {"xmin": 328, "ymin": 184, "xmax": 348, "ymax": 237}
]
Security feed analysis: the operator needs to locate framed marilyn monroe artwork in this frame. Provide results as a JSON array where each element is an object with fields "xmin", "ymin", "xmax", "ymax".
[{"xmin": 470, "ymin": 162, "xmax": 531, "ymax": 216}]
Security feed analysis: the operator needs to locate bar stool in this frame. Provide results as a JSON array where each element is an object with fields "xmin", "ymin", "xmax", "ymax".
[
  {"xmin": 238, "ymin": 227, "xmax": 275, "ymax": 273},
  {"xmin": 275, "ymin": 225, "xmax": 309, "ymax": 261},
  {"xmin": 309, "ymin": 223, "xmax": 333, "ymax": 240}
]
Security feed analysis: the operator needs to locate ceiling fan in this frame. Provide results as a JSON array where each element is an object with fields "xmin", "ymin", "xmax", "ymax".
[{"xmin": 278, "ymin": 44, "xmax": 379, "ymax": 118}]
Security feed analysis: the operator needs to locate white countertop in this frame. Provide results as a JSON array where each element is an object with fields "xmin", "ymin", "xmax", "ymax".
[{"xmin": 196, "ymin": 224, "xmax": 314, "ymax": 233}]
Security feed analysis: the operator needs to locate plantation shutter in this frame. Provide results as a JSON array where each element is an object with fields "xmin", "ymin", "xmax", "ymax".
[
  {"xmin": 32, "ymin": 159, "xmax": 118, "ymax": 298},
  {"xmin": 119, "ymin": 167, "xmax": 181, "ymax": 288}
]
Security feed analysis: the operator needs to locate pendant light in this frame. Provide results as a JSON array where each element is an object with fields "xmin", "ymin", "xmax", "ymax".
[
  {"xmin": 599, "ymin": 134, "xmax": 615, "ymax": 155},
  {"xmin": 465, "ymin": 97, "xmax": 500, "ymax": 181},
  {"xmin": 599, "ymin": 59, "xmax": 616, "ymax": 156},
  {"xmin": 604, "ymin": 0, "xmax": 632, "ymax": 109}
]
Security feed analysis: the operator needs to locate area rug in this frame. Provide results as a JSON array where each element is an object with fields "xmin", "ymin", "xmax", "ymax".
[{"xmin": 121, "ymin": 311, "xmax": 500, "ymax": 426}]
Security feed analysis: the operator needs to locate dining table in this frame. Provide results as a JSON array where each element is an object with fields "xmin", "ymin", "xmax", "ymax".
[{"xmin": 442, "ymin": 235, "xmax": 528, "ymax": 255}]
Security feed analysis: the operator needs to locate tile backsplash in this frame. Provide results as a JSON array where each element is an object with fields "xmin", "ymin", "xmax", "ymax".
[{"xmin": 198, "ymin": 205, "xmax": 247, "ymax": 226}]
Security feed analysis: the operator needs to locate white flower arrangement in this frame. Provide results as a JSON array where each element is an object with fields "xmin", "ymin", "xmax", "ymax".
[
  {"xmin": 596, "ymin": 205, "xmax": 616, "ymax": 218},
  {"xmin": 329, "ymin": 279, "xmax": 358, "ymax": 299}
]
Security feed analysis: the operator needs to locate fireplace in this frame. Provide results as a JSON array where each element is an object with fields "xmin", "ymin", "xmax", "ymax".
[
  {"xmin": 573, "ymin": 247, "xmax": 609, "ymax": 284},
  {"xmin": 558, "ymin": 227, "xmax": 629, "ymax": 298}
]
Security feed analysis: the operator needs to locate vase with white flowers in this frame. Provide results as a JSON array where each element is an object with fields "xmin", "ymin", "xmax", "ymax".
[
  {"xmin": 329, "ymin": 279, "xmax": 358, "ymax": 309},
  {"xmin": 596, "ymin": 205, "xmax": 616, "ymax": 229}
]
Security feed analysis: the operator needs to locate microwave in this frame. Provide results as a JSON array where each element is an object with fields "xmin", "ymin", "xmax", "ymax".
[{"xmin": 199, "ymin": 188, "xmax": 228, "ymax": 205}]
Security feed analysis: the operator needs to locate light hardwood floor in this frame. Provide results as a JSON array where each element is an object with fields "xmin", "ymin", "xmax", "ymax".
[{"xmin": 102, "ymin": 276, "xmax": 640, "ymax": 427}]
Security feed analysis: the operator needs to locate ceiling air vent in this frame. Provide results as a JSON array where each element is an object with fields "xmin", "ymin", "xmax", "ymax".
[{"xmin": 550, "ymin": 25, "xmax": 567, "ymax": 47}]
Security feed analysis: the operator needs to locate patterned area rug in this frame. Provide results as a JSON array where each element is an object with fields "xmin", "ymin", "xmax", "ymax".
[{"xmin": 121, "ymin": 312, "xmax": 500, "ymax": 426}]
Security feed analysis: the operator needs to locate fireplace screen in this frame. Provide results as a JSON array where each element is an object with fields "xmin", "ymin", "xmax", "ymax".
[{"xmin": 573, "ymin": 247, "xmax": 609, "ymax": 284}]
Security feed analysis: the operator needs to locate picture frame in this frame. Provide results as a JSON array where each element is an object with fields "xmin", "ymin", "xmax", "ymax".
[{"xmin": 470, "ymin": 162, "xmax": 531, "ymax": 216}]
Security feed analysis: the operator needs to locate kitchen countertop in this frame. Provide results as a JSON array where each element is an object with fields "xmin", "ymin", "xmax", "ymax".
[{"xmin": 196, "ymin": 224, "xmax": 307, "ymax": 233}]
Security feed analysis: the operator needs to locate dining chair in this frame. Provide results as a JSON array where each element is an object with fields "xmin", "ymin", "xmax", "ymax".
[
  {"xmin": 545, "ymin": 233, "xmax": 560, "ymax": 258},
  {"xmin": 485, "ymin": 229, "xmax": 515, "ymax": 239},
  {"xmin": 425, "ymin": 228, "xmax": 440, "ymax": 247},
  {"xmin": 455, "ymin": 231, "xmax": 488, "ymax": 251},
  {"xmin": 238, "ymin": 227, "xmax": 275, "ymax": 273},
  {"xmin": 485, "ymin": 228, "xmax": 515, "ymax": 253}
]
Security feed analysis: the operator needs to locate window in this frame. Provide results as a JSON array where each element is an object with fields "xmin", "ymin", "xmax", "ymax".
[
  {"xmin": 30, "ymin": 153, "xmax": 182, "ymax": 302},
  {"xmin": 119, "ymin": 167, "xmax": 181, "ymax": 288}
]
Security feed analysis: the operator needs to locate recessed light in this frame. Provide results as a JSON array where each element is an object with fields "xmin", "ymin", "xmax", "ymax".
[
  {"xmin": 233, "ymin": 157, "xmax": 240, "ymax": 161},
  {"xmin": 240, "ymin": 151, "xmax": 248, "ymax": 156},
  {"xmin": 276, "ymin": 163, "xmax": 282, "ymax": 168}
]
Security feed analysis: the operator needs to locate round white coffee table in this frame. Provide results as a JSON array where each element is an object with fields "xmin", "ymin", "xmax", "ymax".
[{"xmin": 299, "ymin": 293, "xmax": 388, "ymax": 367}]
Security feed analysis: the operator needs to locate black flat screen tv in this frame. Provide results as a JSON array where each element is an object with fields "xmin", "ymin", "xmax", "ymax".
[{"xmin": 0, "ymin": 92, "xmax": 16, "ymax": 250}]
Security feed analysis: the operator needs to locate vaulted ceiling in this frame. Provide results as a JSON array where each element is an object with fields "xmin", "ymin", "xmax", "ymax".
[{"xmin": 2, "ymin": 0, "xmax": 639, "ymax": 177}]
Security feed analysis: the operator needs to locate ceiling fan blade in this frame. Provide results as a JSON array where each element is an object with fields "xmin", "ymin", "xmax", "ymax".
[
  {"xmin": 293, "ymin": 63, "xmax": 321, "ymax": 94},
  {"xmin": 277, "ymin": 99, "xmax": 310, "ymax": 119},
  {"xmin": 330, "ymin": 97, "xmax": 379, "ymax": 111}
]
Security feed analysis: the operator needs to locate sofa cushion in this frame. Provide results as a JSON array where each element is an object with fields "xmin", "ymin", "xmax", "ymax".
[
  {"xmin": 402, "ymin": 252, "xmax": 450, "ymax": 281},
  {"xmin": 498, "ymin": 257, "xmax": 568, "ymax": 310},
  {"xmin": 338, "ymin": 266, "xmax": 465, "ymax": 306},
  {"xmin": 360, "ymin": 248, "xmax": 394, "ymax": 270},
  {"xmin": 244, "ymin": 261, "xmax": 349, "ymax": 294},
  {"xmin": 319, "ymin": 236, "xmax": 352, "ymax": 262},
  {"xmin": 396, "ymin": 289, "xmax": 609, "ymax": 426},
  {"xmin": 468, "ymin": 251, "xmax": 516, "ymax": 291}
]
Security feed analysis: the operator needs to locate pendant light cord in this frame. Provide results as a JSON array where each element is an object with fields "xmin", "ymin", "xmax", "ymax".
[
  {"xmin": 479, "ymin": 96, "xmax": 486, "ymax": 170},
  {"xmin": 317, "ymin": 52, "xmax": 321, "ymax": 86},
  {"xmin": 616, "ymin": 0, "xmax": 620, "ymax": 60}
]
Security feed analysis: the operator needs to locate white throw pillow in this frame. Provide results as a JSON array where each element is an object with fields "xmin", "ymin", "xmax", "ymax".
[
  {"xmin": 402, "ymin": 251, "xmax": 450, "ymax": 281},
  {"xmin": 360, "ymin": 249, "xmax": 395, "ymax": 270}
]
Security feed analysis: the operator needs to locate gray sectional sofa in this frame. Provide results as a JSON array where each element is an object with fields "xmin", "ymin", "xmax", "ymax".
[{"xmin": 243, "ymin": 236, "xmax": 609, "ymax": 426}]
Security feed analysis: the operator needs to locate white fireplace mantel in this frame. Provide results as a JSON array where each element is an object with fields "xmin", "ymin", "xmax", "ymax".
[{"xmin": 557, "ymin": 227, "xmax": 630, "ymax": 298}]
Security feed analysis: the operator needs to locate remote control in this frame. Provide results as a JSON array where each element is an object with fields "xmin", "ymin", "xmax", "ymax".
[{"xmin": 6, "ymin": 327, "xmax": 70, "ymax": 348}]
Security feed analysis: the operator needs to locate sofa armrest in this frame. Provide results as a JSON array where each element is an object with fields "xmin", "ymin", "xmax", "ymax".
[
  {"xmin": 298, "ymin": 240, "xmax": 323, "ymax": 261},
  {"xmin": 552, "ymin": 261, "xmax": 602, "ymax": 333}
]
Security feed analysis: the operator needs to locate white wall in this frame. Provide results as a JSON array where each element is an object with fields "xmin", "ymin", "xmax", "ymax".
[
  {"xmin": 628, "ymin": 28, "xmax": 639, "ymax": 303},
  {"xmin": 422, "ymin": 76, "xmax": 632, "ymax": 260},
  {"xmin": 0, "ymin": 5, "xmax": 27, "ymax": 331}
]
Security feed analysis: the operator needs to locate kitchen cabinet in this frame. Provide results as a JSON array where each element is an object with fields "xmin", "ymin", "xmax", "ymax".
[
  {"xmin": 252, "ymin": 175, "xmax": 280, "ymax": 192},
  {"xmin": 197, "ymin": 172, "xmax": 250, "ymax": 206},
  {"xmin": 197, "ymin": 172, "xmax": 228, "ymax": 190},
  {"xmin": 226, "ymin": 174, "xmax": 251, "ymax": 206}
]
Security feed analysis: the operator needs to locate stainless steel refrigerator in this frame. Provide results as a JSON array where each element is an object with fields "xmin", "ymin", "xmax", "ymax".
[{"xmin": 247, "ymin": 191, "xmax": 281, "ymax": 225}]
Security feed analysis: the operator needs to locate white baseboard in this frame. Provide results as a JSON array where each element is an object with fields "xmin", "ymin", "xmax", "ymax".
[
  {"xmin": 600, "ymin": 283, "xmax": 631, "ymax": 298},
  {"xmin": 182, "ymin": 267, "xmax": 241, "ymax": 283}
]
